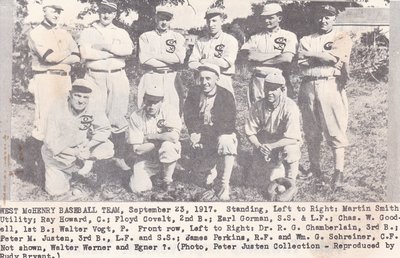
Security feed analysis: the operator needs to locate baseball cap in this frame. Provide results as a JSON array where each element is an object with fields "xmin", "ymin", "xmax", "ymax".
[
  {"xmin": 42, "ymin": 0, "xmax": 64, "ymax": 11},
  {"xmin": 71, "ymin": 79, "xmax": 94, "ymax": 93},
  {"xmin": 261, "ymin": 3, "xmax": 282, "ymax": 16},
  {"xmin": 204, "ymin": 7, "xmax": 225, "ymax": 19},
  {"xmin": 156, "ymin": 5, "xmax": 174, "ymax": 18},
  {"xmin": 98, "ymin": 0, "xmax": 118, "ymax": 12},
  {"xmin": 264, "ymin": 72, "xmax": 286, "ymax": 90},
  {"xmin": 198, "ymin": 63, "xmax": 220, "ymax": 77},
  {"xmin": 144, "ymin": 85, "xmax": 164, "ymax": 102},
  {"xmin": 317, "ymin": 5, "xmax": 338, "ymax": 16}
]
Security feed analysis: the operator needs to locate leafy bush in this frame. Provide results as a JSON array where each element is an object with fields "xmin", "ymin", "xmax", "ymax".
[{"xmin": 350, "ymin": 45, "xmax": 389, "ymax": 83}]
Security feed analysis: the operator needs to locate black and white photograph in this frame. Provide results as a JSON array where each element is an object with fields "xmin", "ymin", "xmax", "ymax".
[{"xmin": 7, "ymin": 0, "xmax": 390, "ymax": 203}]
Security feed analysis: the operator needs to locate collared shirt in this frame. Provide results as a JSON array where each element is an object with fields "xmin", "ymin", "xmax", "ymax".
[
  {"xmin": 189, "ymin": 32, "xmax": 239, "ymax": 75},
  {"xmin": 28, "ymin": 21, "xmax": 79, "ymax": 72},
  {"xmin": 127, "ymin": 104, "xmax": 182, "ymax": 145},
  {"xmin": 43, "ymin": 101, "xmax": 111, "ymax": 157},
  {"xmin": 138, "ymin": 29, "xmax": 186, "ymax": 69},
  {"xmin": 245, "ymin": 95, "xmax": 301, "ymax": 142},
  {"xmin": 298, "ymin": 29, "xmax": 353, "ymax": 77},
  {"xmin": 79, "ymin": 21, "xmax": 133, "ymax": 70},
  {"xmin": 199, "ymin": 91, "xmax": 217, "ymax": 126}
]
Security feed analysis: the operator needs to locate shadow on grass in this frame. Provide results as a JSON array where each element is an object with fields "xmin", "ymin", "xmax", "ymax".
[{"xmin": 11, "ymin": 136, "xmax": 45, "ymax": 189}]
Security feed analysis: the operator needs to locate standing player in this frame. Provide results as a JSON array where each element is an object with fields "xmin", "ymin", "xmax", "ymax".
[
  {"xmin": 297, "ymin": 5, "xmax": 353, "ymax": 189},
  {"xmin": 188, "ymin": 6, "xmax": 238, "ymax": 95},
  {"xmin": 241, "ymin": 3, "xmax": 297, "ymax": 105},
  {"xmin": 184, "ymin": 63, "xmax": 237, "ymax": 201},
  {"xmin": 127, "ymin": 84, "xmax": 182, "ymax": 193},
  {"xmin": 137, "ymin": 5, "xmax": 186, "ymax": 113},
  {"xmin": 245, "ymin": 73, "xmax": 301, "ymax": 191},
  {"xmin": 28, "ymin": 0, "xmax": 80, "ymax": 141},
  {"xmin": 79, "ymin": 0, "xmax": 133, "ymax": 171},
  {"xmin": 41, "ymin": 79, "xmax": 114, "ymax": 199}
]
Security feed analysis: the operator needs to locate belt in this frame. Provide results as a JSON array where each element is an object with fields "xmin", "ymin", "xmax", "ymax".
[
  {"xmin": 302, "ymin": 76, "xmax": 336, "ymax": 81},
  {"xmin": 149, "ymin": 69, "xmax": 175, "ymax": 74},
  {"xmin": 33, "ymin": 70, "xmax": 69, "ymax": 76},
  {"xmin": 88, "ymin": 67, "xmax": 125, "ymax": 73}
]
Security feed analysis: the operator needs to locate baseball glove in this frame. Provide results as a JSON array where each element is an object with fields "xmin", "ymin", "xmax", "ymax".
[{"xmin": 266, "ymin": 177, "xmax": 298, "ymax": 202}]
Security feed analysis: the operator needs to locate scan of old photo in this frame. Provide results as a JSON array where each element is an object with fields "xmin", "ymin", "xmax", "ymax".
[{"xmin": 6, "ymin": 0, "xmax": 390, "ymax": 202}]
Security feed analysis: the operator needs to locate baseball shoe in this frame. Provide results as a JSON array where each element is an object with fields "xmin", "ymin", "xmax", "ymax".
[
  {"xmin": 161, "ymin": 181, "xmax": 175, "ymax": 192},
  {"xmin": 56, "ymin": 187, "xmax": 88, "ymax": 201},
  {"xmin": 114, "ymin": 158, "xmax": 131, "ymax": 171},
  {"xmin": 216, "ymin": 184, "xmax": 230, "ymax": 201},
  {"xmin": 298, "ymin": 165, "xmax": 322, "ymax": 180}
]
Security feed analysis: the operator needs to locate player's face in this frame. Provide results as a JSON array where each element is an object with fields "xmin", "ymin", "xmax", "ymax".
[
  {"xmin": 264, "ymin": 84, "xmax": 284, "ymax": 104},
  {"xmin": 144, "ymin": 99, "xmax": 163, "ymax": 116},
  {"xmin": 206, "ymin": 15, "xmax": 223, "ymax": 35},
  {"xmin": 199, "ymin": 70, "xmax": 218, "ymax": 94},
  {"xmin": 318, "ymin": 15, "xmax": 336, "ymax": 33},
  {"xmin": 70, "ymin": 92, "xmax": 90, "ymax": 112},
  {"xmin": 156, "ymin": 13, "xmax": 172, "ymax": 32},
  {"xmin": 43, "ymin": 7, "xmax": 62, "ymax": 26},
  {"xmin": 99, "ymin": 9, "xmax": 117, "ymax": 26},
  {"xmin": 263, "ymin": 14, "xmax": 282, "ymax": 31}
]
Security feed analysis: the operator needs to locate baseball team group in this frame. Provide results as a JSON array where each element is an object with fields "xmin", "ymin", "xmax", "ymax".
[{"xmin": 26, "ymin": 0, "xmax": 353, "ymax": 201}]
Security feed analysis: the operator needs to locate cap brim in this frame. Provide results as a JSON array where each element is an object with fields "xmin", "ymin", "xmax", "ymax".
[
  {"xmin": 98, "ymin": 5, "xmax": 117, "ymax": 12},
  {"xmin": 46, "ymin": 5, "xmax": 64, "ymax": 11},
  {"xmin": 198, "ymin": 66, "xmax": 220, "ymax": 77},
  {"xmin": 157, "ymin": 11, "xmax": 173, "ymax": 18},
  {"xmin": 72, "ymin": 85, "xmax": 92, "ymax": 93},
  {"xmin": 204, "ymin": 12, "xmax": 222, "ymax": 19},
  {"xmin": 144, "ymin": 94, "xmax": 164, "ymax": 102},
  {"xmin": 264, "ymin": 82, "xmax": 284, "ymax": 90}
]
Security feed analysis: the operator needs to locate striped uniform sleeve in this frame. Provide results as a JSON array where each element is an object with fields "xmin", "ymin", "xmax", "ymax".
[
  {"xmin": 174, "ymin": 32, "xmax": 186, "ymax": 64},
  {"xmin": 282, "ymin": 101, "xmax": 301, "ymax": 141},
  {"xmin": 245, "ymin": 102, "xmax": 262, "ymax": 136},
  {"xmin": 127, "ymin": 112, "xmax": 145, "ymax": 145},
  {"xmin": 221, "ymin": 35, "xmax": 239, "ymax": 68},
  {"xmin": 282, "ymin": 31, "xmax": 298, "ymax": 54}
]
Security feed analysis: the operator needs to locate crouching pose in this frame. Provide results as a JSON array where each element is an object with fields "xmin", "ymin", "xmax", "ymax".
[
  {"xmin": 41, "ymin": 79, "xmax": 114, "ymax": 198},
  {"xmin": 184, "ymin": 63, "xmax": 237, "ymax": 201},
  {"xmin": 245, "ymin": 72, "xmax": 301, "ymax": 193},
  {"xmin": 127, "ymin": 85, "xmax": 182, "ymax": 192}
]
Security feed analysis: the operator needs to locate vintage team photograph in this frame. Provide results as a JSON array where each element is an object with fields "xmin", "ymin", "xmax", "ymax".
[{"xmin": 9, "ymin": 0, "xmax": 389, "ymax": 202}]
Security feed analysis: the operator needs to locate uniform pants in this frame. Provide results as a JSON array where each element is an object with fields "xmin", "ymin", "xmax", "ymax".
[
  {"xmin": 29, "ymin": 74, "xmax": 71, "ymax": 141},
  {"xmin": 42, "ymin": 140, "xmax": 114, "ymax": 196},
  {"xmin": 298, "ymin": 77, "xmax": 349, "ymax": 149},
  {"xmin": 190, "ymin": 133, "xmax": 237, "ymax": 185},
  {"xmin": 137, "ymin": 71, "xmax": 184, "ymax": 113},
  {"xmin": 130, "ymin": 141, "xmax": 181, "ymax": 192},
  {"xmin": 85, "ymin": 70, "xmax": 130, "ymax": 133},
  {"xmin": 251, "ymin": 144, "xmax": 300, "ymax": 186},
  {"xmin": 247, "ymin": 74, "xmax": 267, "ymax": 107}
]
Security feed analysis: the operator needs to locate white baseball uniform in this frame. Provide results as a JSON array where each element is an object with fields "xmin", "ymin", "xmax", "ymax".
[
  {"xmin": 41, "ymin": 101, "xmax": 114, "ymax": 196},
  {"xmin": 28, "ymin": 20, "xmax": 79, "ymax": 140},
  {"xmin": 127, "ymin": 104, "xmax": 182, "ymax": 192},
  {"xmin": 241, "ymin": 28, "xmax": 297, "ymax": 105},
  {"xmin": 137, "ymin": 30, "xmax": 186, "ymax": 112},
  {"xmin": 189, "ymin": 32, "xmax": 238, "ymax": 94},
  {"xmin": 298, "ymin": 29, "xmax": 353, "ymax": 149},
  {"xmin": 79, "ymin": 21, "xmax": 133, "ymax": 132}
]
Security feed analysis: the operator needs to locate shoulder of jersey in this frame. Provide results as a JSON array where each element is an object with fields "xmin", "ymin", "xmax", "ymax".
[
  {"xmin": 224, "ymin": 32, "xmax": 238, "ymax": 42},
  {"xmin": 285, "ymin": 97, "xmax": 300, "ymax": 111}
]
